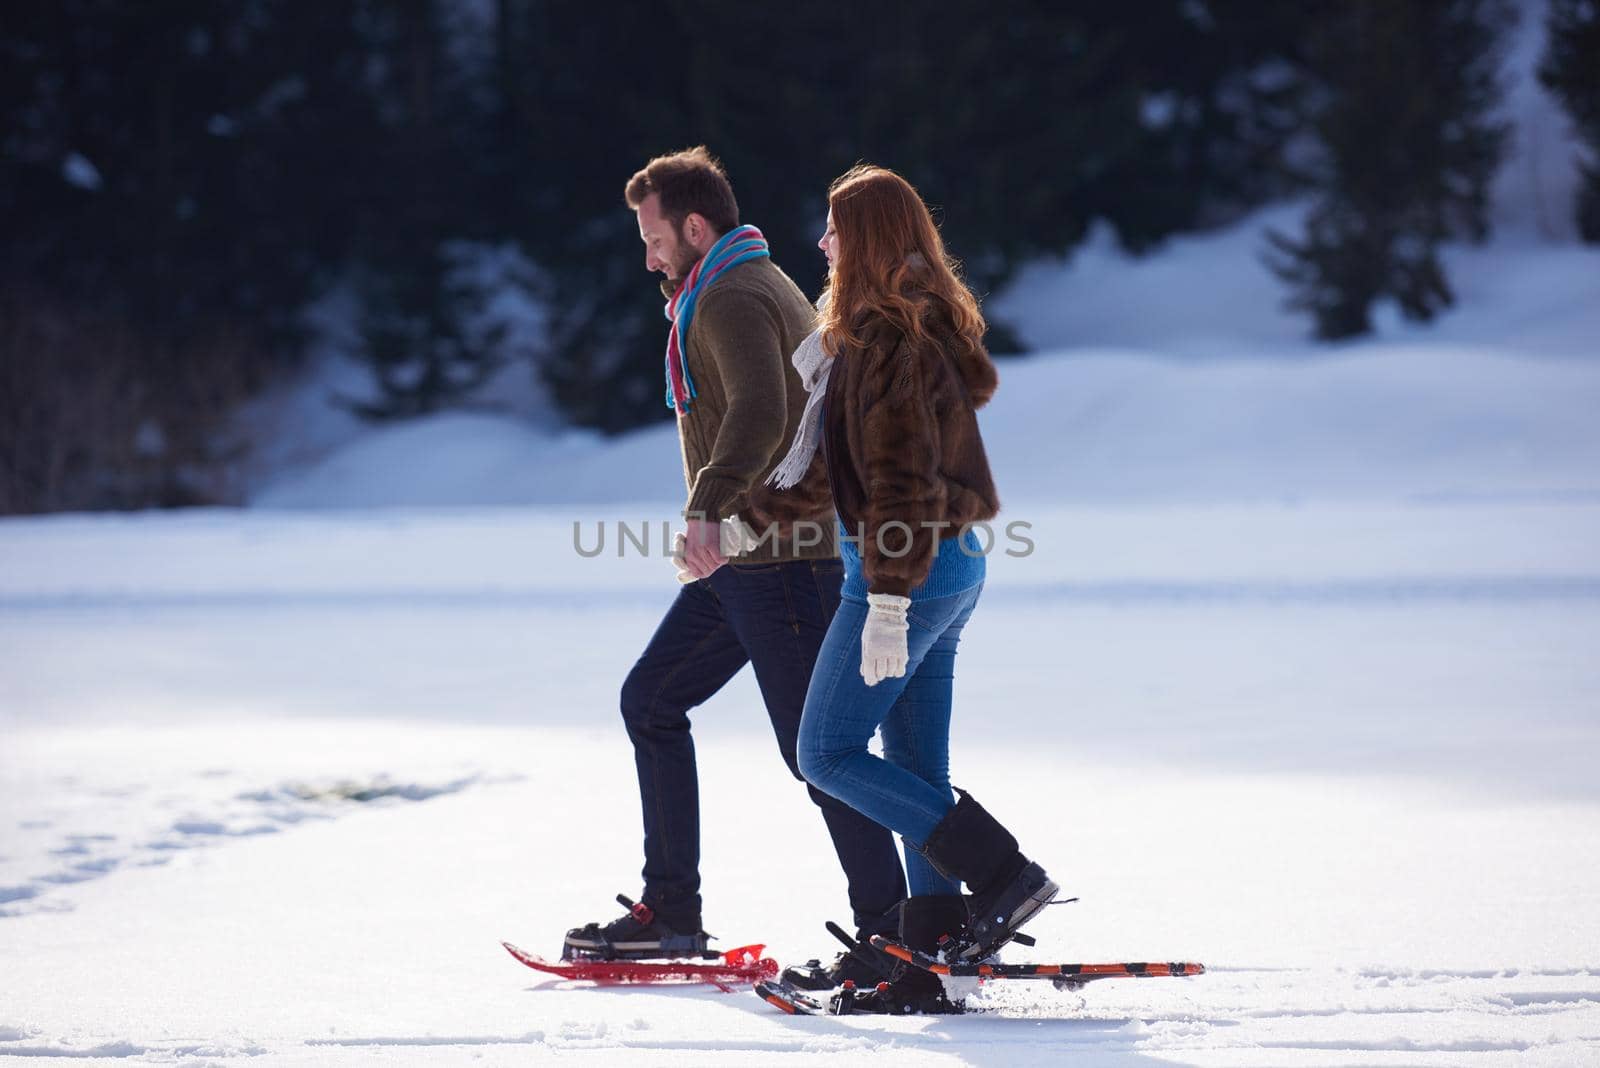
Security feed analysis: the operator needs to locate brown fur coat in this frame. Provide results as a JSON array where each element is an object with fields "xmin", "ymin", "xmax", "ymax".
[{"xmin": 821, "ymin": 314, "xmax": 1001, "ymax": 596}]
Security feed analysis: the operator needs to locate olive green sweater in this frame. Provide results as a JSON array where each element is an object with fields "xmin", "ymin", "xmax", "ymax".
[{"xmin": 671, "ymin": 257, "xmax": 838, "ymax": 561}]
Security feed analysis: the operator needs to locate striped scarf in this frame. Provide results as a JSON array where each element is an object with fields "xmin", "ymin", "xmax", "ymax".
[{"xmin": 663, "ymin": 224, "xmax": 770, "ymax": 413}]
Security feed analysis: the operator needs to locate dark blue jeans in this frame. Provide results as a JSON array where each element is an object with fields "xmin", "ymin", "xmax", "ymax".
[
  {"xmin": 797, "ymin": 584, "xmax": 983, "ymax": 896},
  {"xmin": 620, "ymin": 559, "xmax": 907, "ymax": 934}
]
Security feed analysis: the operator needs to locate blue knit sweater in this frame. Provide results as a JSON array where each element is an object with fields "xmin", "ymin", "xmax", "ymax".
[{"xmin": 838, "ymin": 517, "xmax": 987, "ymax": 601}]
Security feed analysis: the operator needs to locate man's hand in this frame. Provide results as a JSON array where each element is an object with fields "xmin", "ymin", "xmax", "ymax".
[{"xmin": 681, "ymin": 517, "xmax": 727, "ymax": 579}]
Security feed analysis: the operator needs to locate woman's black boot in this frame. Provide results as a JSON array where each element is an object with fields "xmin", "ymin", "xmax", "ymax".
[{"xmin": 921, "ymin": 789, "xmax": 1058, "ymax": 959}]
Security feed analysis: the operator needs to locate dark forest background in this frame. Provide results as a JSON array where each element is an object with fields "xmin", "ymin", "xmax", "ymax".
[{"xmin": 2, "ymin": 0, "xmax": 1597, "ymax": 514}]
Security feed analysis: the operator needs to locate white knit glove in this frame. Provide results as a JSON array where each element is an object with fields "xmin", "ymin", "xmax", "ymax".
[
  {"xmin": 720, "ymin": 516, "xmax": 761, "ymax": 556},
  {"xmin": 861, "ymin": 593, "xmax": 911, "ymax": 686},
  {"xmin": 671, "ymin": 531, "xmax": 695, "ymax": 584}
]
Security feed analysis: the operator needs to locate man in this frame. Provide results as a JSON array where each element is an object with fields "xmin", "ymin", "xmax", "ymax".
[{"xmin": 563, "ymin": 147, "xmax": 905, "ymax": 986}]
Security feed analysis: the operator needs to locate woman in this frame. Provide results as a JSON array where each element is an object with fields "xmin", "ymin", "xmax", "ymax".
[{"xmin": 775, "ymin": 165, "xmax": 1058, "ymax": 1015}]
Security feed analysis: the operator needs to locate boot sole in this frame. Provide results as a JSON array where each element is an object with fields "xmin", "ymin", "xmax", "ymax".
[{"xmin": 562, "ymin": 936, "xmax": 711, "ymax": 961}]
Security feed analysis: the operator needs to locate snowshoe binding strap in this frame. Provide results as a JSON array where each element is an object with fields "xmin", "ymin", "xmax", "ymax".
[
  {"xmin": 613, "ymin": 893, "xmax": 716, "ymax": 946},
  {"xmin": 825, "ymin": 920, "xmax": 895, "ymax": 978},
  {"xmin": 616, "ymin": 893, "xmax": 654, "ymax": 926}
]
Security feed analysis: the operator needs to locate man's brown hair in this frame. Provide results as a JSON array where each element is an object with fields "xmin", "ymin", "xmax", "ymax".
[{"xmin": 624, "ymin": 146, "xmax": 739, "ymax": 235}]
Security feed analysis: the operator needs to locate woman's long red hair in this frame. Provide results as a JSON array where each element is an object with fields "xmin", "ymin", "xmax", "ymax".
[{"xmin": 820, "ymin": 164, "xmax": 986, "ymax": 360}]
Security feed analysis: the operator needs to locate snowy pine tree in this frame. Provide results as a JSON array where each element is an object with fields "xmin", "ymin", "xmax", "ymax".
[
  {"xmin": 343, "ymin": 248, "xmax": 509, "ymax": 421},
  {"xmin": 1539, "ymin": 0, "xmax": 1600, "ymax": 241},
  {"xmin": 1267, "ymin": 1, "xmax": 1515, "ymax": 339}
]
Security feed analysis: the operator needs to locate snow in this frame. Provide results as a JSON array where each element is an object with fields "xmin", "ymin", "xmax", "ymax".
[
  {"xmin": 4, "ymin": 492, "xmax": 1598, "ymax": 1063},
  {"xmin": 5, "ymin": 5, "xmax": 1599, "ymax": 1063},
  {"xmin": 990, "ymin": 207, "xmax": 1600, "ymax": 362},
  {"xmin": 60, "ymin": 152, "xmax": 103, "ymax": 192}
]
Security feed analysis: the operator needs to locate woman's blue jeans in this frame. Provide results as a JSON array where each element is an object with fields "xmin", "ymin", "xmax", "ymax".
[{"xmin": 797, "ymin": 583, "xmax": 983, "ymax": 896}]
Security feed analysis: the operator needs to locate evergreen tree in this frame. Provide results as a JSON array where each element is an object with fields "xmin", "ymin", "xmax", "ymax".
[
  {"xmin": 1539, "ymin": 0, "xmax": 1600, "ymax": 241},
  {"xmin": 1266, "ymin": 1, "xmax": 1515, "ymax": 339},
  {"xmin": 490, "ymin": 0, "xmax": 1311, "ymax": 430},
  {"xmin": 486, "ymin": 0, "xmax": 689, "ymax": 433},
  {"xmin": 342, "ymin": 246, "xmax": 514, "ymax": 421},
  {"xmin": 0, "ymin": 0, "xmax": 383, "ymax": 509},
  {"xmin": 9, "ymin": 0, "xmax": 1543, "ymax": 508},
  {"xmin": 335, "ymin": 0, "xmax": 510, "ymax": 420}
]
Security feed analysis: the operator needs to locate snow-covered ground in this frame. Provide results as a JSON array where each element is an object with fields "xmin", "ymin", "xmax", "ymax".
[
  {"xmin": 6, "ymin": 7, "xmax": 1600, "ymax": 1062},
  {"xmin": 7, "ymin": 435, "xmax": 1600, "ymax": 1068},
  {"xmin": 3, "ymin": 492, "xmax": 1599, "ymax": 1065}
]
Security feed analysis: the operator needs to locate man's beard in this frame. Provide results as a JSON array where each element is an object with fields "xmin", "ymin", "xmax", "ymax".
[{"xmin": 664, "ymin": 229, "xmax": 700, "ymax": 286}]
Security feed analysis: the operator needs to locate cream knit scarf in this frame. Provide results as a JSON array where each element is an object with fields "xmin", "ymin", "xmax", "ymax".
[{"xmin": 766, "ymin": 293, "xmax": 834, "ymax": 490}]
